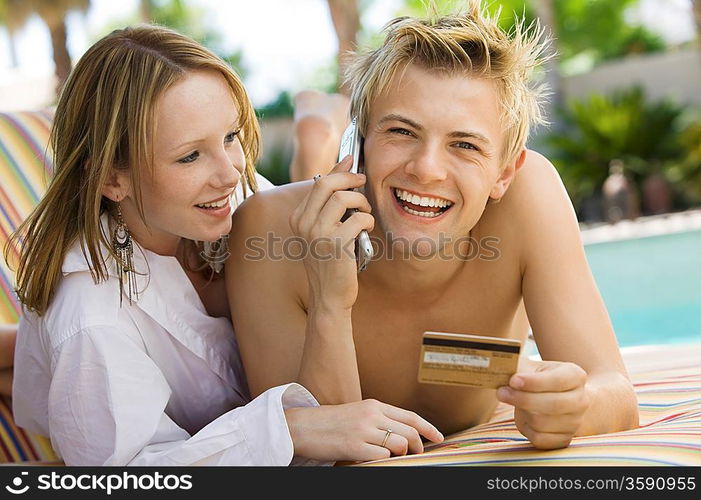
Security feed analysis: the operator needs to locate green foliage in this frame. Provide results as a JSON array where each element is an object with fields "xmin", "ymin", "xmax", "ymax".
[
  {"xmin": 613, "ymin": 24, "xmax": 667, "ymax": 57},
  {"xmin": 255, "ymin": 91, "xmax": 294, "ymax": 120},
  {"xmin": 147, "ymin": 0, "xmax": 246, "ymax": 77},
  {"xmin": 667, "ymin": 119, "xmax": 701, "ymax": 206},
  {"xmin": 483, "ymin": 0, "xmax": 536, "ymax": 31},
  {"xmin": 255, "ymin": 145, "xmax": 291, "ymax": 186},
  {"xmin": 398, "ymin": 0, "xmax": 471, "ymax": 17},
  {"xmin": 399, "ymin": 1, "xmax": 666, "ymax": 72},
  {"xmin": 551, "ymin": 0, "xmax": 664, "ymax": 65},
  {"xmin": 545, "ymin": 87, "xmax": 686, "ymax": 212},
  {"xmin": 93, "ymin": 0, "xmax": 246, "ymax": 78},
  {"xmin": 254, "ymin": 92, "xmax": 296, "ymax": 186}
]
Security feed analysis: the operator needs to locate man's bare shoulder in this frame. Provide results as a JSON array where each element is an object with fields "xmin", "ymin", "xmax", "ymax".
[
  {"xmin": 228, "ymin": 179, "xmax": 312, "ymax": 300},
  {"xmin": 505, "ymin": 150, "xmax": 584, "ymax": 271},
  {"xmin": 231, "ymin": 179, "xmax": 313, "ymax": 238},
  {"xmin": 503, "ymin": 149, "xmax": 576, "ymax": 226},
  {"xmin": 508, "ymin": 150, "xmax": 566, "ymax": 200}
]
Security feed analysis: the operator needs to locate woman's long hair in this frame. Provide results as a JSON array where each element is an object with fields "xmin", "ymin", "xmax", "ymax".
[{"xmin": 5, "ymin": 24, "xmax": 261, "ymax": 316}]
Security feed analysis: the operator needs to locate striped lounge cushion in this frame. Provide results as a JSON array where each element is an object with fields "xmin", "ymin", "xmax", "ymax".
[
  {"xmin": 0, "ymin": 395, "xmax": 59, "ymax": 463},
  {"xmin": 0, "ymin": 110, "xmax": 58, "ymax": 464},
  {"xmin": 359, "ymin": 343, "xmax": 701, "ymax": 466},
  {"xmin": 0, "ymin": 110, "xmax": 54, "ymax": 324}
]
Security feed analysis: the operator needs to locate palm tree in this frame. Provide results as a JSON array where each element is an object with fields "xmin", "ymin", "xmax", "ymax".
[
  {"xmin": 0, "ymin": 0, "xmax": 34, "ymax": 67},
  {"xmin": 139, "ymin": 0, "xmax": 153, "ymax": 23},
  {"xmin": 32, "ymin": 0, "xmax": 90, "ymax": 93},
  {"xmin": 1, "ymin": 0, "xmax": 89, "ymax": 94}
]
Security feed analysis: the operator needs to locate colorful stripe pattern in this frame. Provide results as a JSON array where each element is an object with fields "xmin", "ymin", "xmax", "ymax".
[
  {"xmin": 360, "ymin": 346, "xmax": 701, "ymax": 466},
  {"xmin": 0, "ymin": 395, "xmax": 59, "ymax": 463},
  {"xmin": 0, "ymin": 110, "xmax": 54, "ymax": 324},
  {"xmin": 0, "ymin": 110, "xmax": 59, "ymax": 464}
]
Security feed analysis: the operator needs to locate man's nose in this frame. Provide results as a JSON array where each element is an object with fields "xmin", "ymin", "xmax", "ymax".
[{"xmin": 404, "ymin": 141, "xmax": 448, "ymax": 184}]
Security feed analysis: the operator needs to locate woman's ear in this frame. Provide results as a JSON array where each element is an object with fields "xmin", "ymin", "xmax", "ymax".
[
  {"xmin": 101, "ymin": 168, "xmax": 131, "ymax": 202},
  {"xmin": 489, "ymin": 149, "xmax": 527, "ymax": 201}
]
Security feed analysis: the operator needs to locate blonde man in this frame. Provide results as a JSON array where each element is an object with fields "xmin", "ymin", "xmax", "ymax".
[{"xmin": 228, "ymin": 3, "xmax": 638, "ymax": 450}]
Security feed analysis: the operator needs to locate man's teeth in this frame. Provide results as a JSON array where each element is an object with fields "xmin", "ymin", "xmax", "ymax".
[
  {"xmin": 403, "ymin": 206, "xmax": 442, "ymax": 218},
  {"xmin": 197, "ymin": 197, "xmax": 228, "ymax": 209},
  {"xmin": 394, "ymin": 188, "xmax": 453, "ymax": 208}
]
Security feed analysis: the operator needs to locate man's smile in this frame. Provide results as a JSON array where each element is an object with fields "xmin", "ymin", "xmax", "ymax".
[{"xmin": 391, "ymin": 187, "xmax": 454, "ymax": 220}]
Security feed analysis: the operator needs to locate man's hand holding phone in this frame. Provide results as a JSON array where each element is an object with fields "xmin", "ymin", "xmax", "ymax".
[
  {"xmin": 290, "ymin": 118, "xmax": 374, "ymax": 403},
  {"xmin": 288, "ymin": 154, "xmax": 374, "ymax": 312}
]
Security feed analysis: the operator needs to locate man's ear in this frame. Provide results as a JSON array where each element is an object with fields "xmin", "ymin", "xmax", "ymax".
[
  {"xmin": 489, "ymin": 149, "xmax": 527, "ymax": 201},
  {"xmin": 101, "ymin": 167, "xmax": 131, "ymax": 203}
]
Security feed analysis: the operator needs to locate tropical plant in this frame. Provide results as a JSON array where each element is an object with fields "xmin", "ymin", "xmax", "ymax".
[
  {"xmin": 667, "ymin": 119, "xmax": 701, "ymax": 206},
  {"xmin": 545, "ymin": 86, "xmax": 686, "ymax": 216}
]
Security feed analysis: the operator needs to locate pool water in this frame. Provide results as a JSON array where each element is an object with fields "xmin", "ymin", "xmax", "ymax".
[{"xmin": 584, "ymin": 229, "xmax": 701, "ymax": 347}]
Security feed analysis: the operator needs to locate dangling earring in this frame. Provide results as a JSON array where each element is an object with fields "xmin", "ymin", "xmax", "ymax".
[
  {"xmin": 201, "ymin": 235, "xmax": 230, "ymax": 274},
  {"xmin": 113, "ymin": 203, "xmax": 138, "ymax": 305}
]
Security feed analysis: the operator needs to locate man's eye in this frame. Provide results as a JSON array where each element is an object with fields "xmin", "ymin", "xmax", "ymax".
[
  {"xmin": 177, "ymin": 151, "xmax": 199, "ymax": 164},
  {"xmin": 455, "ymin": 141, "xmax": 478, "ymax": 151},
  {"xmin": 389, "ymin": 127, "xmax": 413, "ymax": 136}
]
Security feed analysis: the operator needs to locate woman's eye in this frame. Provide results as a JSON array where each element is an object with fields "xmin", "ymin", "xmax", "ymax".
[
  {"xmin": 225, "ymin": 129, "xmax": 241, "ymax": 144},
  {"xmin": 177, "ymin": 151, "xmax": 199, "ymax": 164}
]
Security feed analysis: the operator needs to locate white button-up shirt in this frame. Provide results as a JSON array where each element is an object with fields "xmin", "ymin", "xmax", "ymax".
[{"xmin": 13, "ymin": 174, "xmax": 323, "ymax": 466}]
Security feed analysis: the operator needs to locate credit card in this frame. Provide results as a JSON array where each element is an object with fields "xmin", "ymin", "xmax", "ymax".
[{"xmin": 418, "ymin": 331, "xmax": 521, "ymax": 389}]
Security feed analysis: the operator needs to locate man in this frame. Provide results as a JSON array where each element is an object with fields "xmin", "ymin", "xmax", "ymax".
[{"xmin": 227, "ymin": 3, "xmax": 638, "ymax": 450}]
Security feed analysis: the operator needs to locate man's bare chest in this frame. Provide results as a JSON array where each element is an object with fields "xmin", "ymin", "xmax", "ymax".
[
  {"xmin": 348, "ymin": 263, "xmax": 529, "ymax": 432},
  {"xmin": 351, "ymin": 278, "xmax": 526, "ymax": 371}
]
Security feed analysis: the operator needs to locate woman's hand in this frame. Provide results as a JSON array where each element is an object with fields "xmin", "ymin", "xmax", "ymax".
[
  {"xmin": 285, "ymin": 399, "xmax": 444, "ymax": 462},
  {"xmin": 288, "ymin": 156, "xmax": 374, "ymax": 313}
]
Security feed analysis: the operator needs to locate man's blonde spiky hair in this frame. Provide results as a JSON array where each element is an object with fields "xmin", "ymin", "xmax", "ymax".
[{"xmin": 346, "ymin": 0, "xmax": 551, "ymax": 165}]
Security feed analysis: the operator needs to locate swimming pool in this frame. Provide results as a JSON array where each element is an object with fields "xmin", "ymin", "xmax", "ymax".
[{"xmin": 584, "ymin": 229, "xmax": 701, "ymax": 348}]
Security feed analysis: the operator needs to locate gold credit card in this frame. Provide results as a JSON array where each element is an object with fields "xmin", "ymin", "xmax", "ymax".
[{"xmin": 418, "ymin": 332, "xmax": 521, "ymax": 389}]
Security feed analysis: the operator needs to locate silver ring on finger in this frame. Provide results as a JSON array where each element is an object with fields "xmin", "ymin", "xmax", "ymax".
[{"xmin": 380, "ymin": 428, "xmax": 393, "ymax": 448}]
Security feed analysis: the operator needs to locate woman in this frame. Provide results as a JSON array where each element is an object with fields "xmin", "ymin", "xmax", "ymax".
[{"xmin": 6, "ymin": 25, "xmax": 442, "ymax": 466}]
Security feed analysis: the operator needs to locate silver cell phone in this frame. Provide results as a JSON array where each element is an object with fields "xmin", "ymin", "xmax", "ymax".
[{"xmin": 338, "ymin": 117, "xmax": 373, "ymax": 273}]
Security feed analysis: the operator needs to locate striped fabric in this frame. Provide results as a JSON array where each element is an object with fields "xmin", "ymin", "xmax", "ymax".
[
  {"xmin": 0, "ymin": 395, "xmax": 59, "ymax": 464},
  {"xmin": 359, "ymin": 343, "xmax": 701, "ymax": 466},
  {"xmin": 0, "ymin": 110, "xmax": 54, "ymax": 324},
  {"xmin": 0, "ymin": 110, "xmax": 58, "ymax": 464}
]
